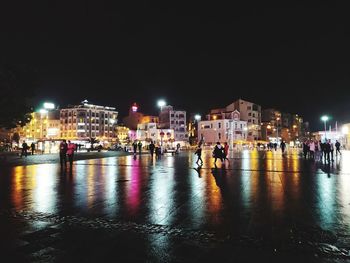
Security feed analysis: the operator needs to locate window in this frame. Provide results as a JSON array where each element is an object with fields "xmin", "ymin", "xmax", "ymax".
[
  {"xmin": 248, "ymin": 119, "xmax": 251, "ymax": 123},
  {"xmin": 218, "ymin": 133, "xmax": 221, "ymax": 139},
  {"xmin": 218, "ymin": 122, "xmax": 221, "ymax": 129},
  {"xmin": 247, "ymin": 106, "xmax": 251, "ymax": 110},
  {"xmin": 252, "ymin": 113, "xmax": 255, "ymax": 117},
  {"xmin": 248, "ymin": 113, "xmax": 251, "ymax": 116}
]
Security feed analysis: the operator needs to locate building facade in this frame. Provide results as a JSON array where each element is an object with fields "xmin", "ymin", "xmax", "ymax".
[
  {"xmin": 16, "ymin": 110, "xmax": 61, "ymax": 142},
  {"xmin": 198, "ymin": 110, "xmax": 248, "ymax": 145},
  {"xmin": 123, "ymin": 103, "xmax": 158, "ymax": 130},
  {"xmin": 225, "ymin": 99, "xmax": 261, "ymax": 140},
  {"xmin": 136, "ymin": 122, "xmax": 175, "ymax": 147},
  {"xmin": 159, "ymin": 105, "xmax": 188, "ymax": 143},
  {"xmin": 60, "ymin": 101, "xmax": 118, "ymax": 142}
]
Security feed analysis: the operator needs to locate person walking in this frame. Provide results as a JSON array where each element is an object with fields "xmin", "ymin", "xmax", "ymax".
[
  {"xmin": 213, "ymin": 142, "xmax": 223, "ymax": 166},
  {"xmin": 59, "ymin": 139, "xmax": 68, "ymax": 167},
  {"xmin": 324, "ymin": 140, "xmax": 331, "ymax": 163},
  {"xmin": 149, "ymin": 141, "xmax": 155, "ymax": 158},
  {"xmin": 223, "ymin": 142, "xmax": 229, "ymax": 164},
  {"xmin": 138, "ymin": 141, "xmax": 143, "ymax": 155},
  {"xmin": 280, "ymin": 140, "xmax": 286, "ymax": 154},
  {"xmin": 176, "ymin": 143, "xmax": 181, "ymax": 154},
  {"xmin": 67, "ymin": 140, "xmax": 76, "ymax": 168},
  {"xmin": 329, "ymin": 139, "xmax": 334, "ymax": 162},
  {"xmin": 335, "ymin": 140, "xmax": 341, "ymax": 156},
  {"xmin": 309, "ymin": 140, "xmax": 315, "ymax": 159},
  {"xmin": 195, "ymin": 146, "xmax": 203, "ymax": 166},
  {"xmin": 30, "ymin": 142, "xmax": 35, "ymax": 155},
  {"xmin": 132, "ymin": 141, "xmax": 138, "ymax": 156},
  {"xmin": 20, "ymin": 141, "xmax": 28, "ymax": 157}
]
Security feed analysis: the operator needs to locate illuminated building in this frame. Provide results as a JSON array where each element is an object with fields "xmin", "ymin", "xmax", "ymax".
[
  {"xmin": 198, "ymin": 110, "xmax": 248, "ymax": 145},
  {"xmin": 225, "ymin": 99, "xmax": 262, "ymax": 141},
  {"xmin": 60, "ymin": 101, "xmax": 118, "ymax": 142},
  {"xmin": 159, "ymin": 105, "xmax": 188, "ymax": 144},
  {"xmin": 16, "ymin": 110, "xmax": 60, "ymax": 141},
  {"xmin": 136, "ymin": 123, "xmax": 175, "ymax": 146},
  {"xmin": 123, "ymin": 103, "xmax": 159, "ymax": 130},
  {"xmin": 115, "ymin": 125, "xmax": 130, "ymax": 144},
  {"xmin": 262, "ymin": 108, "xmax": 305, "ymax": 143}
]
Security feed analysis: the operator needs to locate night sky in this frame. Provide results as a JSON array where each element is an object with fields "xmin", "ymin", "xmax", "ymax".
[{"xmin": 1, "ymin": 2, "xmax": 350, "ymax": 130}]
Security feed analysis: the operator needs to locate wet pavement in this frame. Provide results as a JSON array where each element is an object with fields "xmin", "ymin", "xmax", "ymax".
[{"xmin": 1, "ymin": 149, "xmax": 350, "ymax": 262}]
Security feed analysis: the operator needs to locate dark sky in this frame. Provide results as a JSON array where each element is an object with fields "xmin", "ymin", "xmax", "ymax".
[{"xmin": 1, "ymin": 1, "xmax": 350, "ymax": 130}]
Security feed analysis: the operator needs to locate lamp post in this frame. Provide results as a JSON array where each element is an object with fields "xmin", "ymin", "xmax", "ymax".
[
  {"xmin": 276, "ymin": 117, "xmax": 280, "ymax": 145},
  {"xmin": 157, "ymin": 100, "xmax": 166, "ymax": 147},
  {"xmin": 266, "ymin": 125, "xmax": 271, "ymax": 141},
  {"xmin": 321, "ymin": 115, "xmax": 329, "ymax": 141},
  {"xmin": 194, "ymin": 114, "xmax": 201, "ymax": 145}
]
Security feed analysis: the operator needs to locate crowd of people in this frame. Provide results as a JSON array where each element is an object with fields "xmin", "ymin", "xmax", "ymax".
[{"xmin": 302, "ymin": 139, "xmax": 341, "ymax": 163}]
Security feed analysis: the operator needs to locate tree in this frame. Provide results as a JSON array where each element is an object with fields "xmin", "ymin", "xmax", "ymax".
[
  {"xmin": 88, "ymin": 137, "xmax": 99, "ymax": 150},
  {"xmin": 12, "ymin": 132, "xmax": 20, "ymax": 144},
  {"xmin": 0, "ymin": 65, "xmax": 37, "ymax": 128}
]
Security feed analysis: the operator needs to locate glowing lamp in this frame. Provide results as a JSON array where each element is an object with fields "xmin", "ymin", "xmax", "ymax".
[
  {"xmin": 194, "ymin": 114, "xmax": 201, "ymax": 121},
  {"xmin": 157, "ymin": 100, "xmax": 166, "ymax": 108},
  {"xmin": 131, "ymin": 103, "xmax": 138, "ymax": 112},
  {"xmin": 43, "ymin": 102, "xmax": 55, "ymax": 109},
  {"xmin": 321, "ymin": 116, "xmax": 329, "ymax": 122}
]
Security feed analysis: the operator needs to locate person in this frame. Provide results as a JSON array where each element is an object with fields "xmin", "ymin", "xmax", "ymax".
[
  {"xmin": 223, "ymin": 142, "xmax": 229, "ymax": 163},
  {"xmin": 20, "ymin": 141, "xmax": 28, "ymax": 157},
  {"xmin": 149, "ymin": 141, "xmax": 155, "ymax": 158},
  {"xmin": 324, "ymin": 140, "xmax": 331, "ymax": 163},
  {"xmin": 132, "ymin": 141, "xmax": 138, "ymax": 156},
  {"xmin": 138, "ymin": 141, "xmax": 143, "ymax": 154},
  {"xmin": 309, "ymin": 140, "xmax": 315, "ymax": 159},
  {"xmin": 329, "ymin": 139, "xmax": 334, "ymax": 162},
  {"xmin": 30, "ymin": 142, "xmax": 35, "ymax": 155},
  {"xmin": 213, "ymin": 142, "xmax": 223, "ymax": 166},
  {"xmin": 59, "ymin": 139, "xmax": 68, "ymax": 167},
  {"xmin": 176, "ymin": 143, "xmax": 181, "ymax": 154},
  {"xmin": 335, "ymin": 140, "xmax": 341, "ymax": 156},
  {"xmin": 155, "ymin": 144, "xmax": 161, "ymax": 159},
  {"xmin": 280, "ymin": 140, "xmax": 286, "ymax": 154},
  {"xmin": 302, "ymin": 141, "xmax": 308, "ymax": 159},
  {"xmin": 67, "ymin": 140, "xmax": 76, "ymax": 168},
  {"xmin": 195, "ymin": 146, "xmax": 203, "ymax": 165}
]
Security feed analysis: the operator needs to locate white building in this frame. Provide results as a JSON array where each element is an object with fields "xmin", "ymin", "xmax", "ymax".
[
  {"xmin": 136, "ymin": 122, "xmax": 175, "ymax": 147},
  {"xmin": 159, "ymin": 105, "xmax": 188, "ymax": 143},
  {"xmin": 60, "ymin": 101, "xmax": 118, "ymax": 142},
  {"xmin": 225, "ymin": 99, "xmax": 261, "ymax": 140},
  {"xmin": 198, "ymin": 110, "xmax": 248, "ymax": 145}
]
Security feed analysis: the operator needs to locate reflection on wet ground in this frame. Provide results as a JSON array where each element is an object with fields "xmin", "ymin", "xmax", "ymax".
[{"xmin": 1, "ymin": 149, "xmax": 350, "ymax": 262}]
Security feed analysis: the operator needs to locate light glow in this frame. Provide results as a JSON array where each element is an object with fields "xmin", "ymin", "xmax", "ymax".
[
  {"xmin": 43, "ymin": 102, "xmax": 55, "ymax": 109},
  {"xmin": 157, "ymin": 100, "xmax": 166, "ymax": 108}
]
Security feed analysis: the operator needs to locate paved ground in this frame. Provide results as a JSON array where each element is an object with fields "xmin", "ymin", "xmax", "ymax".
[
  {"xmin": 0, "ymin": 150, "xmax": 132, "ymax": 167},
  {"xmin": 1, "ymin": 149, "xmax": 350, "ymax": 262}
]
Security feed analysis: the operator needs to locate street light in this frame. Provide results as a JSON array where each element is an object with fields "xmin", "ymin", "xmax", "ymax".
[
  {"xmin": 157, "ymin": 100, "xmax": 166, "ymax": 111},
  {"xmin": 276, "ymin": 117, "xmax": 280, "ymax": 145},
  {"xmin": 321, "ymin": 115, "xmax": 329, "ymax": 140},
  {"xmin": 157, "ymin": 100, "xmax": 166, "ymax": 147},
  {"xmin": 266, "ymin": 125, "xmax": 271, "ymax": 141}
]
